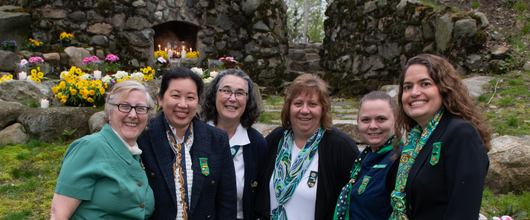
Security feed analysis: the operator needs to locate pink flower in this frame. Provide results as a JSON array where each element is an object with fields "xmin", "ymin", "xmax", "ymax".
[
  {"xmin": 29, "ymin": 57, "xmax": 44, "ymax": 63},
  {"xmin": 105, "ymin": 54, "xmax": 119, "ymax": 63},
  {"xmin": 90, "ymin": 56, "xmax": 99, "ymax": 62},
  {"xmin": 83, "ymin": 56, "xmax": 100, "ymax": 64},
  {"xmin": 493, "ymin": 216, "xmax": 514, "ymax": 220},
  {"xmin": 226, "ymin": 57, "xmax": 235, "ymax": 62},
  {"xmin": 20, "ymin": 59, "xmax": 28, "ymax": 65},
  {"xmin": 219, "ymin": 57, "xmax": 225, "ymax": 61},
  {"xmin": 82, "ymin": 57, "xmax": 90, "ymax": 64},
  {"xmin": 157, "ymin": 57, "xmax": 166, "ymax": 63}
]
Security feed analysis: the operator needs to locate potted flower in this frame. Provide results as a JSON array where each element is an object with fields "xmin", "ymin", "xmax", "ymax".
[
  {"xmin": 83, "ymin": 56, "xmax": 100, "ymax": 72},
  {"xmin": 1, "ymin": 40, "xmax": 17, "ymax": 52},
  {"xmin": 27, "ymin": 38, "xmax": 43, "ymax": 52},
  {"xmin": 140, "ymin": 66, "xmax": 155, "ymax": 82},
  {"xmin": 28, "ymin": 57, "xmax": 45, "ymax": 83},
  {"xmin": 154, "ymin": 51, "xmax": 169, "ymax": 78},
  {"xmin": 59, "ymin": 32, "xmax": 74, "ymax": 47},
  {"xmin": 219, "ymin": 56, "xmax": 243, "ymax": 70},
  {"xmin": 52, "ymin": 66, "xmax": 106, "ymax": 107},
  {"xmin": 104, "ymin": 54, "xmax": 120, "ymax": 75}
]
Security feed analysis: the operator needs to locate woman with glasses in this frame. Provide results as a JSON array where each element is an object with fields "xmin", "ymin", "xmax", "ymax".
[
  {"xmin": 255, "ymin": 74, "xmax": 360, "ymax": 220},
  {"xmin": 51, "ymin": 80, "xmax": 155, "ymax": 219},
  {"xmin": 137, "ymin": 67, "xmax": 236, "ymax": 219},
  {"xmin": 201, "ymin": 69, "xmax": 268, "ymax": 220}
]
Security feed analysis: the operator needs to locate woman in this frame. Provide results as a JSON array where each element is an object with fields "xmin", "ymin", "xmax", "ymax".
[
  {"xmin": 201, "ymin": 69, "xmax": 268, "ymax": 220},
  {"xmin": 334, "ymin": 91, "xmax": 400, "ymax": 220},
  {"xmin": 137, "ymin": 67, "xmax": 236, "ymax": 219},
  {"xmin": 389, "ymin": 54, "xmax": 490, "ymax": 219},
  {"xmin": 51, "ymin": 80, "xmax": 156, "ymax": 219},
  {"xmin": 255, "ymin": 74, "xmax": 360, "ymax": 220}
]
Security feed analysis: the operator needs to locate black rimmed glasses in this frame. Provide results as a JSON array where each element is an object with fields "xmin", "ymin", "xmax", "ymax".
[
  {"xmin": 218, "ymin": 89, "xmax": 248, "ymax": 100},
  {"xmin": 112, "ymin": 103, "xmax": 150, "ymax": 114}
]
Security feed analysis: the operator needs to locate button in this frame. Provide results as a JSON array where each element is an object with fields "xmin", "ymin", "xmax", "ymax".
[
  {"xmin": 140, "ymin": 203, "xmax": 145, "ymax": 208},
  {"xmin": 207, "ymin": 215, "xmax": 210, "ymax": 219},
  {"xmin": 211, "ymin": 181, "xmax": 215, "ymax": 186},
  {"xmin": 138, "ymin": 182, "xmax": 142, "ymax": 187},
  {"xmin": 150, "ymin": 172, "xmax": 154, "ymax": 177}
]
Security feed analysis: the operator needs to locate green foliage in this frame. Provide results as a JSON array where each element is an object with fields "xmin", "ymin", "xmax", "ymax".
[
  {"xmin": 286, "ymin": 0, "xmax": 328, "ymax": 42},
  {"xmin": 514, "ymin": 2, "xmax": 528, "ymax": 11},
  {"xmin": 499, "ymin": 97, "xmax": 514, "ymax": 106},
  {"xmin": 503, "ymin": 0, "xmax": 517, "ymax": 8},
  {"xmin": 522, "ymin": 22, "xmax": 530, "ymax": 35},
  {"xmin": 19, "ymin": 99, "xmax": 39, "ymax": 108},
  {"xmin": 62, "ymin": 128, "xmax": 77, "ymax": 137},
  {"xmin": 507, "ymin": 115, "xmax": 519, "ymax": 127},
  {"xmin": 482, "ymin": 188, "xmax": 529, "ymax": 219},
  {"xmin": 258, "ymin": 111, "xmax": 281, "ymax": 124},
  {"xmin": 477, "ymin": 95, "xmax": 488, "ymax": 103},
  {"xmin": 471, "ymin": 1, "xmax": 480, "ymax": 8},
  {"xmin": 264, "ymin": 96, "xmax": 284, "ymax": 106}
]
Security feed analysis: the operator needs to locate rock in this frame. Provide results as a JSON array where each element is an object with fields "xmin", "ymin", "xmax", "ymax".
[
  {"xmin": 0, "ymin": 6, "xmax": 32, "ymax": 51},
  {"xmin": 253, "ymin": 21, "xmax": 270, "ymax": 32},
  {"xmin": 216, "ymin": 14, "xmax": 233, "ymax": 31},
  {"xmin": 88, "ymin": 111, "xmax": 106, "ymax": 133},
  {"xmin": 490, "ymin": 45, "xmax": 511, "ymax": 60},
  {"xmin": 523, "ymin": 62, "xmax": 530, "ymax": 71},
  {"xmin": 90, "ymin": 35, "xmax": 109, "ymax": 47},
  {"xmin": 0, "ymin": 50, "xmax": 20, "ymax": 72},
  {"xmin": 0, "ymin": 123, "xmax": 28, "ymax": 145},
  {"xmin": 365, "ymin": 45, "xmax": 377, "ymax": 54},
  {"xmin": 363, "ymin": 1, "xmax": 377, "ymax": 14},
  {"xmin": 486, "ymin": 59, "xmax": 509, "ymax": 74},
  {"xmin": 242, "ymin": 0, "xmax": 263, "ymax": 16},
  {"xmin": 333, "ymin": 123, "xmax": 364, "ymax": 144},
  {"xmin": 462, "ymin": 76, "xmax": 493, "ymax": 99},
  {"xmin": 64, "ymin": 47, "xmax": 91, "ymax": 69},
  {"xmin": 396, "ymin": 0, "xmax": 423, "ymax": 17},
  {"xmin": 132, "ymin": 0, "xmax": 147, "ymax": 7},
  {"xmin": 465, "ymin": 54, "xmax": 482, "ymax": 70},
  {"xmin": 87, "ymin": 11, "xmax": 105, "ymax": 22},
  {"xmin": 305, "ymin": 53, "xmax": 320, "ymax": 61},
  {"xmin": 18, "ymin": 107, "xmax": 96, "ymax": 142},
  {"xmin": 68, "ymin": 11, "xmax": 86, "ymax": 22},
  {"xmin": 435, "ymin": 14, "xmax": 454, "ymax": 52},
  {"xmin": 405, "ymin": 25, "xmax": 422, "ymax": 41},
  {"xmin": 125, "ymin": 16, "xmax": 151, "ymax": 30},
  {"xmin": 0, "ymin": 80, "xmax": 53, "ymax": 102},
  {"xmin": 472, "ymin": 12, "xmax": 489, "ymax": 29},
  {"xmin": 143, "ymin": 79, "xmax": 161, "ymax": 101},
  {"xmin": 110, "ymin": 13, "xmax": 126, "ymax": 29},
  {"xmin": 42, "ymin": 5, "xmax": 66, "ymax": 19},
  {"xmin": 0, "ymin": 100, "xmax": 28, "ymax": 129},
  {"xmin": 380, "ymin": 85, "xmax": 399, "ymax": 101},
  {"xmin": 454, "ymin": 19, "xmax": 477, "ymax": 38},
  {"xmin": 43, "ymin": 52, "xmax": 60, "ymax": 65},
  {"xmin": 378, "ymin": 43, "xmax": 399, "ymax": 61},
  {"xmin": 289, "ymin": 49, "xmax": 306, "ymax": 61},
  {"xmin": 421, "ymin": 20, "xmax": 434, "ymax": 40},
  {"xmin": 87, "ymin": 23, "xmax": 113, "ymax": 36},
  {"xmin": 244, "ymin": 55, "xmax": 255, "ymax": 64},
  {"xmin": 485, "ymin": 135, "xmax": 530, "ymax": 193}
]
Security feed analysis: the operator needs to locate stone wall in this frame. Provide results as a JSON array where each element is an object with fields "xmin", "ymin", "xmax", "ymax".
[
  {"xmin": 321, "ymin": 0, "xmax": 490, "ymax": 96},
  {"xmin": 0, "ymin": 0, "xmax": 288, "ymax": 92}
]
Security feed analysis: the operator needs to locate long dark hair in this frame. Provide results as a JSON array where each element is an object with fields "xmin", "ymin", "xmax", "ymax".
[{"xmin": 159, "ymin": 67, "xmax": 204, "ymax": 100}]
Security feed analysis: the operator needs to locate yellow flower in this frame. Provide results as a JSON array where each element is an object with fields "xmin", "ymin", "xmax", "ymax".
[
  {"xmin": 37, "ymin": 67, "xmax": 41, "ymax": 71},
  {"xmin": 82, "ymin": 95, "xmax": 88, "ymax": 100},
  {"xmin": 58, "ymin": 92, "xmax": 63, "ymax": 97},
  {"xmin": 35, "ymin": 42, "xmax": 40, "ymax": 46},
  {"xmin": 149, "ymin": 74, "xmax": 153, "ymax": 79},
  {"xmin": 31, "ymin": 69, "xmax": 37, "ymax": 74},
  {"xmin": 87, "ymin": 97, "xmax": 94, "ymax": 103},
  {"xmin": 59, "ymin": 81, "xmax": 66, "ymax": 89},
  {"xmin": 126, "ymin": 76, "xmax": 131, "ymax": 80},
  {"xmin": 105, "ymin": 83, "xmax": 108, "ymax": 88},
  {"xmin": 61, "ymin": 98, "xmax": 67, "ymax": 103},
  {"xmin": 89, "ymin": 90, "xmax": 95, "ymax": 96},
  {"xmin": 75, "ymin": 68, "xmax": 82, "ymax": 75},
  {"xmin": 0, "ymin": 78, "xmax": 4, "ymax": 83},
  {"xmin": 147, "ymin": 66, "xmax": 152, "ymax": 71},
  {"xmin": 99, "ymin": 88, "xmax": 105, "ymax": 95},
  {"xmin": 52, "ymin": 86, "xmax": 58, "ymax": 93},
  {"xmin": 143, "ymin": 75, "xmax": 149, "ymax": 81},
  {"xmin": 38, "ymin": 72, "xmax": 43, "ymax": 78},
  {"xmin": 35, "ymin": 78, "xmax": 41, "ymax": 83},
  {"xmin": 70, "ymin": 89, "xmax": 77, "ymax": 95},
  {"xmin": 7, "ymin": 75, "xmax": 13, "ymax": 80}
]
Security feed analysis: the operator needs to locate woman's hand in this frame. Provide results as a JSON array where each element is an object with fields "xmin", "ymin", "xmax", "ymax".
[{"xmin": 50, "ymin": 193, "xmax": 82, "ymax": 220}]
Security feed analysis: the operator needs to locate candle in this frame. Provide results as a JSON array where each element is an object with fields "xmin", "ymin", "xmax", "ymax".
[
  {"xmin": 158, "ymin": 44, "xmax": 161, "ymax": 51},
  {"xmin": 168, "ymin": 49, "xmax": 173, "ymax": 58},
  {"xmin": 18, "ymin": 71, "xmax": 26, "ymax": 80},
  {"xmin": 210, "ymin": 71, "xmax": 218, "ymax": 77},
  {"xmin": 181, "ymin": 49, "xmax": 186, "ymax": 58},
  {"xmin": 165, "ymin": 47, "xmax": 167, "ymax": 52},
  {"xmin": 40, "ymin": 99, "xmax": 49, "ymax": 108},
  {"xmin": 93, "ymin": 70, "xmax": 102, "ymax": 79},
  {"xmin": 189, "ymin": 48, "xmax": 192, "ymax": 52}
]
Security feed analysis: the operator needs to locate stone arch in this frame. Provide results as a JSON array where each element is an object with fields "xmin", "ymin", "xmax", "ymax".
[{"xmin": 152, "ymin": 21, "xmax": 201, "ymax": 54}]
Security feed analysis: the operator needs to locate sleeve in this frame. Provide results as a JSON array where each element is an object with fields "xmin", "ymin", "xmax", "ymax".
[
  {"xmin": 216, "ymin": 132, "xmax": 237, "ymax": 219},
  {"xmin": 442, "ymin": 122, "xmax": 489, "ymax": 219},
  {"xmin": 54, "ymin": 138, "xmax": 101, "ymax": 200}
]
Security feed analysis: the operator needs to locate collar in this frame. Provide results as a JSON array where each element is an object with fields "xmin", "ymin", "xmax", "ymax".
[
  {"xmin": 207, "ymin": 121, "xmax": 250, "ymax": 147},
  {"xmin": 110, "ymin": 126, "xmax": 142, "ymax": 155}
]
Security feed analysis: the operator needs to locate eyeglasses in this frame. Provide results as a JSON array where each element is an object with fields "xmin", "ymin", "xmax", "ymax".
[
  {"xmin": 218, "ymin": 89, "xmax": 248, "ymax": 100},
  {"xmin": 112, "ymin": 103, "xmax": 150, "ymax": 114}
]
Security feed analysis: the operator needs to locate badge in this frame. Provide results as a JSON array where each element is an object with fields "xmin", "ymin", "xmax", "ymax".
[
  {"xmin": 199, "ymin": 158, "xmax": 210, "ymax": 176},
  {"xmin": 358, "ymin": 176, "xmax": 371, "ymax": 195},
  {"xmin": 430, "ymin": 142, "xmax": 441, "ymax": 166},
  {"xmin": 307, "ymin": 171, "xmax": 318, "ymax": 188},
  {"xmin": 251, "ymin": 180, "xmax": 258, "ymax": 192},
  {"xmin": 373, "ymin": 164, "xmax": 387, "ymax": 169}
]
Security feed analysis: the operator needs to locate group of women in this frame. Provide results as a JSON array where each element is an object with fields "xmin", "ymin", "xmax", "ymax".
[{"xmin": 50, "ymin": 53, "xmax": 490, "ymax": 220}]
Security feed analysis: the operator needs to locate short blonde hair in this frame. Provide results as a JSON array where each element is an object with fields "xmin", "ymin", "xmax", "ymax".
[
  {"xmin": 281, "ymin": 74, "xmax": 332, "ymax": 130},
  {"xmin": 104, "ymin": 80, "xmax": 156, "ymax": 123}
]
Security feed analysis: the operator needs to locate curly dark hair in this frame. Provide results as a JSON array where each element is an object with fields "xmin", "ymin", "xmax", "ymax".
[
  {"xmin": 200, "ymin": 69, "xmax": 261, "ymax": 129},
  {"xmin": 393, "ymin": 54, "xmax": 491, "ymax": 152}
]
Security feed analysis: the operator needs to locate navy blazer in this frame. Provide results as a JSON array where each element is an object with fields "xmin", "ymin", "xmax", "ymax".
[
  {"xmin": 404, "ymin": 113, "xmax": 489, "ymax": 219},
  {"xmin": 138, "ymin": 115, "xmax": 237, "ymax": 220},
  {"xmin": 242, "ymin": 127, "xmax": 268, "ymax": 220}
]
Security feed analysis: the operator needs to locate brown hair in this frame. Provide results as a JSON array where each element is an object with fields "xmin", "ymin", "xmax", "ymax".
[
  {"xmin": 394, "ymin": 54, "xmax": 491, "ymax": 152},
  {"xmin": 281, "ymin": 74, "xmax": 332, "ymax": 130},
  {"xmin": 358, "ymin": 90, "xmax": 397, "ymax": 117}
]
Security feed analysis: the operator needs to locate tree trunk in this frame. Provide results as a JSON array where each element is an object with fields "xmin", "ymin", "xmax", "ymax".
[{"xmin": 303, "ymin": 0, "xmax": 310, "ymax": 42}]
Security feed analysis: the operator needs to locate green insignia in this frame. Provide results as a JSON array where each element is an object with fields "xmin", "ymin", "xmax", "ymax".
[
  {"xmin": 358, "ymin": 176, "xmax": 371, "ymax": 195},
  {"xmin": 199, "ymin": 158, "xmax": 210, "ymax": 176},
  {"xmin": 373, "ymin": 164, "xmax": 387, "ymax": 169},
  {"xmin": 430, "ymin": 142, "xmax": 441, "ymax": 166},
  {"xmin": 307, "ymin": 171, "xmax": 318, "ymax": 188}
]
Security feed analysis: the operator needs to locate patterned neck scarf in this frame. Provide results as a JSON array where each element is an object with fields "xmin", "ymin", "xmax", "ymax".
[
  {"xmin": 271, "ymin": 127, "xmax": 326, "ymax": 220},
  {"xmin": 389, "ymin": 108, "xmax": 444, "ymax": 220},
  {"xmin": 333, "ymin": 136, "xmax": 394, "ymax": 220}
]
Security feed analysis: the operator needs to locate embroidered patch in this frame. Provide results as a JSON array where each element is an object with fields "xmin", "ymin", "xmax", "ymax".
[
  {"xmin": 199, "ymin": 158, "xmax": 210, "ymax": 176},
  {"xmin": 307, "ymin": 171, "xmax": 318, "ymax": 188},
  {"xmin": 430, "ymin": 142, "xmax": 441, "ymax": 166},
  {"xmin": 358, "ymin": 176, "xmax": 371, "ymax": 194},
  {"xmin": 373, "ymin": 164, "xmax": 387, "ymax": 169}
]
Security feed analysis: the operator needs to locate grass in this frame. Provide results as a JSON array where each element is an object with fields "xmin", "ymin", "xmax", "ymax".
[
  {"xmin": 258, "ymin": 111, "xmax": 281, "ymax": 124},
  {"xmin": 471, "ymin": 1, "xmax": 480, "ymax": 8},
  {"xmin": 19, "ymin": 99, "xmax": 39, "ymax": 108},
  {"xmin": 481, "ymin": 188, "xmax": 530, "ymax": 218}
]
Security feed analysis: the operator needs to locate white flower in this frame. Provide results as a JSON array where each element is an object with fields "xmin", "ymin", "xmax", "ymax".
[
  {"xmin": 157, "ymin": 57, "xmax": 167, "ymax": 63},
  {"xmin": 20, "ymin": 59, "xmax": 28, "ymax": 65},
  {"xmin": 190, "ymin": 67, "xmax": 203, "ymax": 77},
  {"xmin": 101, "ymin": 75, "xmax": 112, "ymax": 84},
  {"xmin": 60, "ymin": 71, "xmax": 68, "ymax": 80},
  {"xmin": 80, "ymin": 74, "xmax": 92, "ymax": 81},
  {"xmin": 202, "ymin": 77, "xmax": 213, "ymax": 84},
  {"xmin": 131, "ymin": 72, "xmax": 144, "ymax": 81},
  {"xmin": 115, "ymin": 71, "xmax": 129, "ymax": 79}
]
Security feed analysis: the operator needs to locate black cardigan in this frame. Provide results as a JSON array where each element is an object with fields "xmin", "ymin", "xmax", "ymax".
[{"xmin": 255, "ymin": 127, "xmax": 360, "ymax": 220}]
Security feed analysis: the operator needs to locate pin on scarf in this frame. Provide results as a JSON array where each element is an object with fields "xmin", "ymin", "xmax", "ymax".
[
  {"xmin": 307, "ymin": 171, "xmax": 318, "ymax": 188},
  {"xmin": 199, "ymin": 158, "xmax": 210, "ymax": 176}
]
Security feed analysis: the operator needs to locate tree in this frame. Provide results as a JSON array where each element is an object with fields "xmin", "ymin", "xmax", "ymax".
[{"xmin": 285, "ymin": 0, "xmax": 328, "ymax": 43}]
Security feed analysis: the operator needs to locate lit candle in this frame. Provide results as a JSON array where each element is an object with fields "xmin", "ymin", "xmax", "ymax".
[
  {"xmin": 181, "ymin": 48, "xmax": 186, "ymax": 58},
  {"xmin": 189, "ymin": 48, "xmax": 192, "ymax": 52},
  {"xmin": 18, "ymin": 71, "xmax": 26, "ymax": 80},
  {"xmin": 210, "ymin": 71, "xmax": 218, "ymax": 77},
  {"xmin": 168, "ymin": 49, "xmax": 173, "ymax": 58},
  {"xmin": 165, "ymin": 47, "xmax": 167, "ymax": 52},
  {"xmin": 158, "ymin": 44, "xmax": 161, "ymax": 51},
  {"xmin": 93, "ymin": 70, "xmax": 102, "ymax": 79},
  {"xmin": 40, "ymin": 99, "xmax": 49, "ymax": 108}
]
